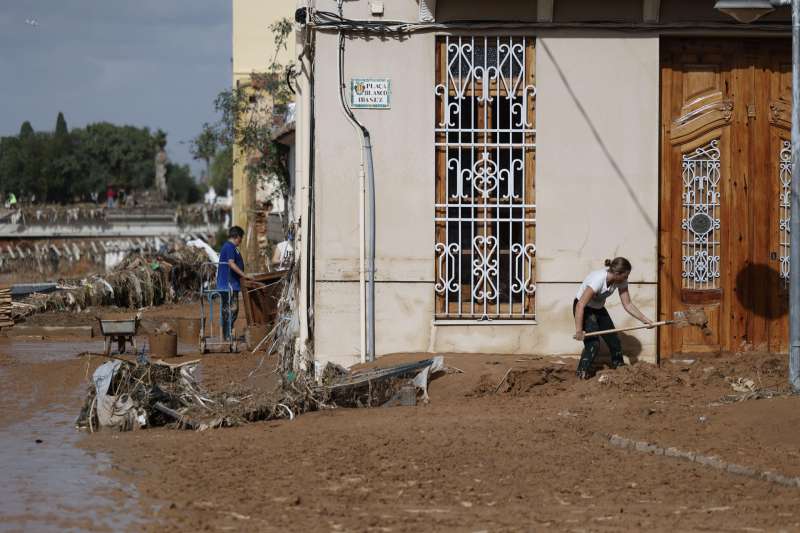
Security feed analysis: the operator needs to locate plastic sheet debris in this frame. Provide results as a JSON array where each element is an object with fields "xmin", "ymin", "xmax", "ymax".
[
  {"xmin": 317, "ymin": 356, "xmax": 446, "ymax": 408},
  {"xmin": 89, "ymin": 361, "xmax": 147, "ymax": 431},
  {"xmin": 728, "ymin": 377, "xmax": 757, "ymax": 393},
  {"xmin": 186, "ymin": 238, "xmax": 219, "ymax": 264},
  {"xmin": 77, "ymin": 358, "xmax": 206, "ymax": 432}
]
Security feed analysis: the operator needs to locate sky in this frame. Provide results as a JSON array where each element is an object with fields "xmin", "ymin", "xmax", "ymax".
[{"xmin": 0, "ymin": 0, "xmax": 231, "ymax": 175}]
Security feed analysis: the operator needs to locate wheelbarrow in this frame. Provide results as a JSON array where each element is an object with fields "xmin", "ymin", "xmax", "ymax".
[{"xmin": 97, "ymin": 315, "xmax": 140, "ymax": 356}]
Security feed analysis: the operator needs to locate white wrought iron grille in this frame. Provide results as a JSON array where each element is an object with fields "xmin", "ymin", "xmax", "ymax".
[
  {"xmin": 681, "ymin": 139, "xmax": 721, "ymax": 289},
  {"xmin": 779, "ymin": 139, "xmax": 792, "ymax": 286},
  {"xmin": 434, "ymin": 36, "xmax": 536, "ymax": 320}
]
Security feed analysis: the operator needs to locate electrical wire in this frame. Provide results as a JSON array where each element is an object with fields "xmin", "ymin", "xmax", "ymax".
[{"xmin": 308, "ymin": 9, "xmax": 792, "ymax": 34}]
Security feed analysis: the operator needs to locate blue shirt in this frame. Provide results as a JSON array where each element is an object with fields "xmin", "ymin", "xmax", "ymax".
[{"xmin": 216, "ymin": 241, "xmax": 244, "ymax": 291}]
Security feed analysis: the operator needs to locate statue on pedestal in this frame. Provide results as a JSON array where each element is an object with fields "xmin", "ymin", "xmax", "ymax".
[{"xmin": 154, "ymin": 131, "xmax": 168, "ymax": 201}]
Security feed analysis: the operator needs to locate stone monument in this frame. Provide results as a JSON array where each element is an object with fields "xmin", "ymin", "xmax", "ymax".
[{"xmin": 154, "ymin": 135, "xmax": 168, "ymax": 200}]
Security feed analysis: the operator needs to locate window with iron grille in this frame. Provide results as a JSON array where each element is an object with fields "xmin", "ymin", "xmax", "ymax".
[
  {"xmin": 680, "ymin": 139, "xmax": 721, "ymax": 290},
  {"xmin": 779, "ymin": 139, "xmax": 792, "ymax": 287},
  {"xmin": 434, "ymin": 36, "xmax": 537, "ymax": 321}
]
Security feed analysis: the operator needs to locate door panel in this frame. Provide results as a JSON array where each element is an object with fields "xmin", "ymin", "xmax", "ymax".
[
  {"xmin": 660, "ymin": 39, "xmax": 791, "ymax": 358},
  {"xmin": 661, "ymin": 40, "xmax": 736, "ymax": 356},
  {"xmin": 765, "ymin": 49, "xmax": 793, "ymax": 353}
]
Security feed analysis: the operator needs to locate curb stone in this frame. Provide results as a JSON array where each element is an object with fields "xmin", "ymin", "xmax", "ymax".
[{"xmin": 602, "ymin": 433, "xmax": 800, "ymax": 489}]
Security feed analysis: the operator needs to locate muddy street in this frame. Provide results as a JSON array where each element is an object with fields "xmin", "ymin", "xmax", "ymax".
[
  {"xmin": 7, "ymin": 1, "xmax": 800, "ymax": 531},
  {"xmin": 0, "ymin": 339, "xmax": 148, "ymax": 531},
  {"xmin": 1, "ymin": 322, "xmax": 799, "ymax": 532}
]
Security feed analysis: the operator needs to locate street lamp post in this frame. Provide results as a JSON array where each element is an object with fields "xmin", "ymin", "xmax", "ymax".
[
  {"xmin": 789, "ymin": 0, "xmax": 800, "ymax": 393},
  {"xmin": 714, "ymin": 0, "xmax": 800, "ymax": 392}
]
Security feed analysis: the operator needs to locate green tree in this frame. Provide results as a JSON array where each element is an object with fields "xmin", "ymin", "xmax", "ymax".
[
  {"xmin": 70, "ymin": 123, "xmax": 158, "ymax": 197},
  {"xmin": 0, "ymin": 120, "xmax": 175, "ymax": 203},
  {"xmin": 166, "ymin": 163, "xmax": 201, "ymax": 204},
  {"xmin": 19, "ymin": 121, "xmax": 34, "ymax": 138},
  {"xmin": 55, "ymin": 112, "xmax": 68, "ymax": 138},
  {"xmin": 209, "ymin": 145, "xmax": 232, "ymax": 196},
  {"xmin": 200, "ymin": 17, "xmax": 295, "ymax": 211},
  {"xmin": 16, "ymin": 122, "xmax": 47, "ymax": 201},
  {"xmin": 190, "ymin": 123, "xmax": 218, "ymax": 182},
  {"xmin": 0, "ymin": 136, "xmax": 24, "ymax": 196},
  {"xmin": 44, "ymin": 112, "xmax": 74, "ymax": 202}
]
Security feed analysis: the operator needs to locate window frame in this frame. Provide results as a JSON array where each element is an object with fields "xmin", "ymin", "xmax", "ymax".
[{"xmin": 434, "ymin": 35, "xmax": 537, "ymax": 323}]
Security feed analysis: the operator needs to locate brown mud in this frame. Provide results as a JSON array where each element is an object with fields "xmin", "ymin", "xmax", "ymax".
[{"xmin": 0, "ymin": 306, "xmax": 799, "ymax": 531}]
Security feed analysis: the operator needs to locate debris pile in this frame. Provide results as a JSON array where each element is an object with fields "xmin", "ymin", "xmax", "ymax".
[
  {"xmin": 0, "ymin": 286, "xmax": 11, "ymax": 329},
  {"xmin": 12, "ymin": 205, "xmax": 106, "ymax": 225},
  {"xmin": 264, "ymin": 265, "xmax": 305, "ymax": 374},
  {"xmin": 77, "ymin": 358, "xmax": 210, "ymax": 431},
  {"xmin": 719, "ymin": 375, "xmax": 788, "ymax": 403},
  {"xmin": 7, "ymin": 203, "xmax": 228, "ymax": 227},
  {"xmin": 0, "ymin": 238, "xmax": 170, "ymax": 275},
  {"xmin": 11, "ymin": 245, "xmax": 207, "ymax": 321},
  {"xmin": 244, "ymin": 245, "xmax": 306, "ymax": 373},
  {"xmin": 77, "ymin": 356, "xmax": 447, "ymax": 432}
]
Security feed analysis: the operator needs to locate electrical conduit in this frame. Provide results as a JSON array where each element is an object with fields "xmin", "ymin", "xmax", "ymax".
[{"xmin": 336, "ymin": 1, "xmax": 376, "ymax": 363}]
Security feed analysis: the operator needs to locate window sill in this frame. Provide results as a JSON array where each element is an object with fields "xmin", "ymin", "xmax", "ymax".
[{"xmin": 433, "ymin": 319, "xmax": 537, "ymax": 326}]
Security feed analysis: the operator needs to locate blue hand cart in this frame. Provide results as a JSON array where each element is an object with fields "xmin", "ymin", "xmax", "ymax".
[{"xmin": 199, "ymin": 262, "xmax": 239, "ymax": 354}]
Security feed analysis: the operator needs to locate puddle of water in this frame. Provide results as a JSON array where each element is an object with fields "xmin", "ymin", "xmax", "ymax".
[
  {"xmin": 0, "ymin": 337, "xmax": 198, "ymax": 365},
  {"xmin": 0, "ymin": 340, "xmax": 104, "ymax": 364},
  {"xmin": 0, "ymin": 407, "xmax": 146, "ymax": 532}
]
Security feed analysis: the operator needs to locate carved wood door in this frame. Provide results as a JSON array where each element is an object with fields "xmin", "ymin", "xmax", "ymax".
[
  {"xmin": 660, "ymin": 39, "xmax": 791, "ymax": 357},
  {"xmin": 762, "ymin": 40, "xmax": 792, "ymax": 354}
]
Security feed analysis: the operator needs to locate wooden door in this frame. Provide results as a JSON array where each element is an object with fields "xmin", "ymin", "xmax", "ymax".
[
  {"xmin": 660, "ymin": 39, "xmax": 791, "ymax": 358},
  {"xmin": 762, "ymin": 41, "xmax": 793, "ymax": 353}
]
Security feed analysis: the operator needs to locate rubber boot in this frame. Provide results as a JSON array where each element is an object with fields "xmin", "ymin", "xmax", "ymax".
[
  {"xmin": 576, "ymin": 343, "xmax": 597, "ymax": 379},
  {"xmin": 610, "ymin": 351, "xmax": 626, "ymax": 369}
]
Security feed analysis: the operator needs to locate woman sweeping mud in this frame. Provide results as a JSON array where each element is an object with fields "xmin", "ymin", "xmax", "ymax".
[{"xmin": 573, "ymin": 257, "xmax": 654, "ymax": 379}]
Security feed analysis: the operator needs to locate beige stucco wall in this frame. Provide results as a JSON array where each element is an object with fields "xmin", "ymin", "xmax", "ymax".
[
  {"xmin": 536, "ymin": 37, "xmax": 660, "ymax": 283},
  {"xmin": 231, "ymin": 0, "xmax": 297, "ymax": 238},
  {"xmin": 233, "ymin": 0, "xmax": 296, "ymax": 76},
  {"xmin": 317, "ymin": 0, "xmax": 420, "ymax": 21},
  {"xmin": 310, "ymin": 23, "xmax": 660, "ymax": 367}
]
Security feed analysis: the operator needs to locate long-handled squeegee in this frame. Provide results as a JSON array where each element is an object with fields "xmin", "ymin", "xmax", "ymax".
[{"xmin": 583, "ymin": 308, "xmax": 711, "ymax": 338}]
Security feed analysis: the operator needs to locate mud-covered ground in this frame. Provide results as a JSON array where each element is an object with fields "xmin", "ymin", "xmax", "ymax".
[{"xmin": 1, "ymin": 305, "xmax": 799, "ymax": 532}]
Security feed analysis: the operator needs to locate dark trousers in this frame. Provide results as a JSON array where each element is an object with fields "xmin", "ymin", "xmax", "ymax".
[
  {"xmin": 220, "ymin": 291, "xmax": 239, "ymax": 340},
  {"xmin": 572, "ymin": 299, "xmax": 623, "ymax": 373}
]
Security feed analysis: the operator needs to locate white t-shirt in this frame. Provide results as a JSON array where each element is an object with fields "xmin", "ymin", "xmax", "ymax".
[
  {"xmin": 576, "ymin": 269, "xmax": 628, "ymax": 309},
  {"xmin": 271, "ymin": 240, "xmax": 293, "ymax": 267}
]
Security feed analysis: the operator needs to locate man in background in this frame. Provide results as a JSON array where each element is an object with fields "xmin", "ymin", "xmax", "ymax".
[{"xmin": 216, "ymin": 226, "xmax": 251, "ymax": 340}]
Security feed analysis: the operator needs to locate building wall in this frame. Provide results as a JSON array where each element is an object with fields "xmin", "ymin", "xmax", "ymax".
[
  {"xmin": 231, "ymin": 0, "xmax": 297, "ymax": 243},
  {"xmin": 310, "ymin": 3, "xmax": 660, "ymax": 367},
  {"xmin": 233, "ymin": 0, "xmax": 297, "ymax": 76},
  {"xmin": 433, "ymin": 0, "xmax": 792, "ymax": 23}
]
